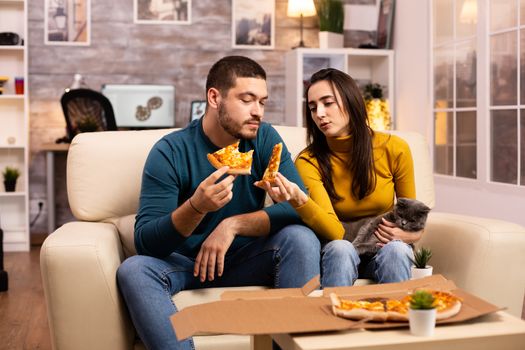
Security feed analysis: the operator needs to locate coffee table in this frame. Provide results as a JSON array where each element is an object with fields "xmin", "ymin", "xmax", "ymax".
[{"xmin": 270, "ymin": 311, "xmax": 525, "ymax": 350}]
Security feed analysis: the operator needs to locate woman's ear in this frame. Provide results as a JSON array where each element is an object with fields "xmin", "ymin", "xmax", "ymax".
[{"xmin": 207, "ymin": 87, "xmax": 221, "ymax": 109}]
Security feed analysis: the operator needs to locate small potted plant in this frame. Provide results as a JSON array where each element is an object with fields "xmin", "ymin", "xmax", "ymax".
[
  {"xmin": 315, "ymin": 0, "xmax": 344, "ymax": 48},
  {"xmin": 408, "ymin": 290, "xmax": 437, "ymax": 336},
  {"xmin": 409, "ymin": 246, "xmax": 433, "ymax": 279},
  {"xmin": 2, "ymin": 166, "xmax": 20, "ymax": 192}
]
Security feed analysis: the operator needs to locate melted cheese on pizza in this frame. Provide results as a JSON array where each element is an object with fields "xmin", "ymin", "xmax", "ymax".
[
  {"xmin": 267, "ymin": 143, "xmax": 281, "ymax": 173},
  {"xmin": 431, "ymin": 291, "xmax": 462, "ymax": 311},
  {"xmin": 262, "ymin": 143, "xmax": 282, "ymax": 181},
  {"xmin": 338, "ymin": 300, "xmax": 386, "ymax": 312},
  {"xmin": 210, "ymin": 142, "xmax": 252, "ymax": 169},
  {"xmin": 385, "ymin": 299, "xmax": 409, "ymax": 314}
]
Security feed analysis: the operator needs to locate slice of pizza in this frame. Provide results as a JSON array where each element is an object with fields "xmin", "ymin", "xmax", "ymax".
[
  {"xmin": 207, "ymin": 141, "xmax": 253, "ymax": 175},
  {"xmin": 261, "ymin": 142, "xmax": 283, "ymax": 185}
]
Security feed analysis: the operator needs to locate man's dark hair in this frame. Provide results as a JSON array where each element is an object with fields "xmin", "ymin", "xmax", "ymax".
[{"xmin": 205, "ymin": 56, "xmax": 266, "ymax": 97}]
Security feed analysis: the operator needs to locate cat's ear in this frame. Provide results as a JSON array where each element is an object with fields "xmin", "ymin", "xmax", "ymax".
[
  {"xmin": 421, "ymin": 203, "xmax": 431, "ymax": 213},
  {"xmin": 396, "ymin": 197, "xmax": 409, "ymax": 207}
]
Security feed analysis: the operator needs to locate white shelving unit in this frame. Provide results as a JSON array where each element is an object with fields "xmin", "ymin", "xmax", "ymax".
[
  {"xmin": 0, "ymin": 0, "xmax": 29, "ymax": 251},
  {"xmin": 285, "ymin": 48, "xmax": 394, "ymax": 127}
]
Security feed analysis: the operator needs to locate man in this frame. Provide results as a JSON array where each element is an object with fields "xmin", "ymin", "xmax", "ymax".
[{"xmin": 117, "ymin": 56, "xmax": 320, "ymax": 350}]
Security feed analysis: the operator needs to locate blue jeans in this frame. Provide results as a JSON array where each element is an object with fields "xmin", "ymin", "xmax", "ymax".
[
  {"xmin": 320, "ymin": 240, "xmax": 413, "ymax": 287},
  {"xmin": 117, "ymin": 224, "xmax": 320, "ymax": 350}
]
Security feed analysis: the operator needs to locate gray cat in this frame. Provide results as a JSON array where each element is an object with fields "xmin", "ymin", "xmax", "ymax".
[{"xmin": 342, "ymin": 198, "xmax": 431, "ymax": 256}]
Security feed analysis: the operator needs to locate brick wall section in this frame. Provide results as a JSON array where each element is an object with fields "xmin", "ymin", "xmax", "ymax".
[{"xmin": 27, "ymin": 0, "xmax": 375, "ymax": 233}]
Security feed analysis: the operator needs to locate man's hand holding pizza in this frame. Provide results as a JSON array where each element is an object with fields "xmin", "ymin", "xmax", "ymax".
[
  {"xmin": 189, "ymin": 166, "xmax": 237, "ymax": 282},
  {"xmin": 189, "ymin": 166, "xmax": 236, "ymax": 215}
]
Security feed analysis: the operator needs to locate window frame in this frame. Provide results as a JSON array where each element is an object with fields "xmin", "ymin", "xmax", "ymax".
[{"xmin": 431, "ymin": 0, "xmax": 525, "ymax": 194}]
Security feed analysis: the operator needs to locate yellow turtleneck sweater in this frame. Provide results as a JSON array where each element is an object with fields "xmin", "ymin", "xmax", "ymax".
[{"xmin": 294, "ymin": 132, "xmax": 415, "ymax": 241}]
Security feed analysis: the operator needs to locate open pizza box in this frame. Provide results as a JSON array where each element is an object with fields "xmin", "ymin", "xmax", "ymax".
[{"xmin": 170, "ymin": 274, "xmax": 502, "ymax": 340}]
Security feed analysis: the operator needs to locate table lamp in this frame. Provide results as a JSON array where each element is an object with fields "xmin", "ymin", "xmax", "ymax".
[
  {"xmin": 460, "ymin": 0, "xmax": 477, "ymax": 24},
  {"xmin": 287, "ymin": 0, "xmax": 317, "ymax": 48},
  {"xmin": 366, "ymin": 98, "xmax": 391, "ymax": 131},
  {"xmin": 54, "ymin": 6, "xmax": 67, "ymax": 30},
  {"xmin": 363, "ymin": 83, "xmax": 391, "ymax": 131}
]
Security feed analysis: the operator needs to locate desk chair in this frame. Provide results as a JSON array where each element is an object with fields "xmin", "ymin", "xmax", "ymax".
[{"xmin": 60, "ymin": 88, "xmax": 117, "ymax": 141}]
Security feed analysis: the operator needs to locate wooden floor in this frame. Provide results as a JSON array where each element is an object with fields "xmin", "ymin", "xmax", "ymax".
[
  {"xmin": 0, "ymin": 246, "xmax": 524, "ymax": 350},
  {"xmin": 0, "ymin": 246, "xmax": 51, "ymax": 350}
]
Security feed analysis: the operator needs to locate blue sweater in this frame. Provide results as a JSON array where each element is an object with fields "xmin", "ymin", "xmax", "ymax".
[{"xmin": 134, "ymin": 119, "xmax": 306, "ymax": 258}]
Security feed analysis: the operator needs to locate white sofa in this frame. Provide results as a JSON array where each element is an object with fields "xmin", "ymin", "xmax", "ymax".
[{"xmin": 40, "ymin": 125, "xmax": 525, "ymax": 350}]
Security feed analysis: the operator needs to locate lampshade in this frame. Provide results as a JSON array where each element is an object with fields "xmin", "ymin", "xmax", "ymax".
[
  {"xmin": 366, "ymin": 99, "xmax": 391, "ymax": 131},
  {"xmin": 54, "ymin": 7, "xmax": 67, "ymax": 29},
  {"xmin": 459, "ymin": 0, "xmax": 477, "ymax": 24},
  {"xmin": 287, "ymin": 0, "xmax": 317, "ymax": 18}
]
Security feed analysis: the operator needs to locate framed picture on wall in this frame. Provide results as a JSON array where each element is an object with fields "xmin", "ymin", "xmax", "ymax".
[
  {"xmin": 376, "ymin": 0, "xmax": 395, "ymax": 49},
  {"xmin": 44, "ymin": 0, "xmax": 91, "ymax": 45},
  {"xmin": 232, "ymin": 0, "xmax": 274, "ymax": 49},
  {"xmin": 190, "ymin": 100, "xmax": 206, "ymax": 122},
  {"xmin": 134, "ymin": 0, "xmax": 191, "ymax": 24}
]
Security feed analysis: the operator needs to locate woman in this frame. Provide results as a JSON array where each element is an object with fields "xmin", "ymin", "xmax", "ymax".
[{"xmin": 258, "ymin": 68, "xmax": 421, "ymax": 287}]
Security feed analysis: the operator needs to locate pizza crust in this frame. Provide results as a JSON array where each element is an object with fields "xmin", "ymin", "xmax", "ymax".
[
  {"xmin": 386, "ymin": 311, "xmax": 408, "ymax": 322},
  {"xmin": 207, "ymin": 153, "xmax": 226, "ymax": 170},
  {"xmin": 224, "ymin": 167, "xmax": 252, "ymax": 175},
  {"xmin": 436, "ymin": 300, "xmax": 461, "ymax": 320},
  {"xmin": 262, "ymin": 142, "xmax": 283, "ymax": 184}
]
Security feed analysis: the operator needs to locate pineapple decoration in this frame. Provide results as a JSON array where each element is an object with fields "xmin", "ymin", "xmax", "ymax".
[{"xmin": 363, "ymin": 83, "xmax": 391, "ymax": 131}]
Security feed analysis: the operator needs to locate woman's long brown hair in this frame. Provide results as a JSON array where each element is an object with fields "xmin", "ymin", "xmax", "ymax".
[{"xmin": 302, "ymin": 68, "xmax": 375, "ymax": 201}]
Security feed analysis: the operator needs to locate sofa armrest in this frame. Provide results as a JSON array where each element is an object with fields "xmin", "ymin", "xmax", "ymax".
[
  {"xmin": 40, "ymin": 222, "xmax": 134, "ymax": 350},
  {"xmin": 420, "ymin": 212, "xmax": 525, "ymax": 317}
]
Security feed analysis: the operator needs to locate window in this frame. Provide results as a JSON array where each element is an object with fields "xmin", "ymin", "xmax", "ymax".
[
  {"xmin": 433, "ymin": 0, "xmax": 477, "ymax": 179},
  {"xmin": 489, "ymin": 0, "xmax": 525, "ymax": 185},
  {"xmin": 433, "ymin": 0, "xmax": 525, "ymax": 186}
]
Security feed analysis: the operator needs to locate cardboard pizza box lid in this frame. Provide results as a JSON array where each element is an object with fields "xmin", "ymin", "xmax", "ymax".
[
  {"xmin": 221, "ymin": 274, "xmax": 320, "ymax": 300},
  {"xmin": 170, "ymin": 274, "xmax": 502, "ymax": 340},
  {"xmin": 171, "ymin": 296, "xmax": 356, "ymax": 340}
]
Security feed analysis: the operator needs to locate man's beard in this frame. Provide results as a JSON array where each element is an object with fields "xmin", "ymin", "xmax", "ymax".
[{"xmin": 218, "ymin": 102, "xmax": 258, "ymax": 140}]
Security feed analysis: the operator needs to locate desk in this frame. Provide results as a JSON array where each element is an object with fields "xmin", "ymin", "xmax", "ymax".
[
  {"xmin": 41, "ymin": 143, "xmax": 70, "ymax": 234},
  {"xmin": 270, "ymin": 311, "xmax": 525, "ymax": 350}
]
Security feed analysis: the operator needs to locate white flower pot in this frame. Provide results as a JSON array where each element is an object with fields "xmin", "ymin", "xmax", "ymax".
[
  {"xmin": 411, "ymin": 265, "xmax": 433, "ymax": 280},
  {"xmin": 319, "ymin": 31, "xmax": 344, "ymax": 49},
  {"xmin": 409, "ymin": 308, "xmax": 437, "ymax": 336}
]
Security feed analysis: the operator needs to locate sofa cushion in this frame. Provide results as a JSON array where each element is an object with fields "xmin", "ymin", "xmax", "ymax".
[
  {"xmin": 67, "ymin": 129, "xmax": 176, "ymax": 221},
  {"xmin": 106, "ymin": 214, "xmax": 137, "ymax": 258}
]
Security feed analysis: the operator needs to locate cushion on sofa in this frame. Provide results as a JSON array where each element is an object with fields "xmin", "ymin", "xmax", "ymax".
[{"xmin": 106, "ymin": 214, "xmax": 137, "ymax": 258}]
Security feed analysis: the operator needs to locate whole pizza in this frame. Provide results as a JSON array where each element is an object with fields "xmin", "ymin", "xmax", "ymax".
[{"xmin": 330, "ymin": 290, "xmax": 462, "ymax": 322}]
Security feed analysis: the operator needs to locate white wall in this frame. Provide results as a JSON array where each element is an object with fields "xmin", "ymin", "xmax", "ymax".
[
  {"xmin": 394, "ymin": 0, "xmax": 432, "ymax": 137},
  {"xmin": 434, "ymin": 178, "xmax": 525, "ymax": 225},
  {"xmin": 394, "ymin": 0, "xmax": 525, "ymax": 227}
]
